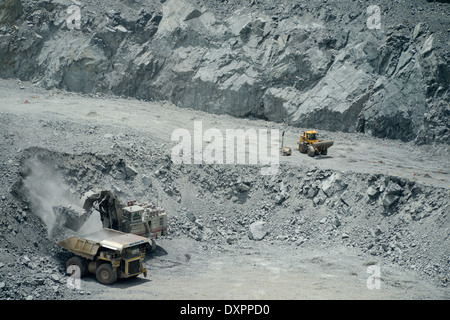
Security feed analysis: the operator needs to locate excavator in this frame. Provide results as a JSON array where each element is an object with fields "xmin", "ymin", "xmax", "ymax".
[
  {"xmin": 298, "ymin": 130, "xmax": 333, "ymax": 157},
  {"xmin": 53, "ymin": 190, "xmax": 168, "ymax": 251}
]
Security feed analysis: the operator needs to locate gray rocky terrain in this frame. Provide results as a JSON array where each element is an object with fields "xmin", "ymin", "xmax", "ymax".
[
  {"xmin": 0, "ymin": 79, "xmax": 448, "ymax": 300},
  {"xmin": 0, "ymin": 0, "xmax": 449, "ymax": 301}
]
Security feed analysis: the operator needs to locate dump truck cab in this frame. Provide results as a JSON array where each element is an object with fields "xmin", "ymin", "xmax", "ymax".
[{"xmin": 57, "ymin": 228, "xmax": 149, "ymax": 285}]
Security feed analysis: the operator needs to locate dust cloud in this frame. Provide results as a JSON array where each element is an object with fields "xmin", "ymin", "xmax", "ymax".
[
  {"xmin": 22, "ymin": 159, "xmax": 80, "ymax": 235},
  {"xmin": 77, "ymin": 210, "xmax": 103, "ymax": 236}
]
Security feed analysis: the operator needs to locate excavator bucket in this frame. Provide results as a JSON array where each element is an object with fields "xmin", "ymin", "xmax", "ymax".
[
  {"xmin": 312, "ymin": 140, "xmax": 334, "ymax": 149},
  {"xmin": 52, "ymin": 190, "xmax": 119, "ymax": 232},
  {"xmin": 53, "ymin": 204, "xmax": 93, "ymax": 232}
]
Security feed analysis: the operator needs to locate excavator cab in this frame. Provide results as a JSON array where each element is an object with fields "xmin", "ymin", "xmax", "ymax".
[
  {"xmin": 122, "ymin": 205, "xmax": 148, "ymax": 237},
  {"xmin": 123, "ymin": 206, "xmax": 144, "ymax": 223}
]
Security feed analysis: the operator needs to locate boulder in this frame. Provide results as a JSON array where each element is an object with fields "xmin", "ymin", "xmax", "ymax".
[
  {"xmin": 248, "ymin": 221, "xmax": 268, "ymax": 241},
  {"xmin": 382, "ymin": 193, "xmax": 400, "ymax": 208},
  {"xmin": 141, "ymin": 174, "xmax": 152, "ymax": 187},
  {"xmin": 186, "ymin": 211, "xmax": 196, "ymax": 223},
  {"xmin": 321, "ymin": 173, "xmax": 346, "ymax": 197},
  {"xmin": 125, "ymin": 165, "xmax": 138, "ymax": 178},
  {"xmin": 367, "ymin": 186, "xmax": 379, "ymax": 198}
]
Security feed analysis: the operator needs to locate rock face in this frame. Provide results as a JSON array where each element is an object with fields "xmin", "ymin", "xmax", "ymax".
[
  {"xmin": 0, "ymin": 0, "xmax": 449, "ymax": 144},
  {"xmin": 0, "ymin": 0, "xmax": 22, "ymax": 25}
]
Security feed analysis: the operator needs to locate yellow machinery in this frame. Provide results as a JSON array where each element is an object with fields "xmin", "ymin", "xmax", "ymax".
[
  {"xmin": 298, "ymin": 130, "xmax": 333, "ymax": 157},
  {"xmin": 57, "ymin": 228, "xmax": 149, "ymax": 285},
  {"xmin": 54, "ymin": 190, "xmax": 168, "ymax": 251},
  {"xmin": 280, "ymin": 131, "xmax": 292, "ymax": 156}
]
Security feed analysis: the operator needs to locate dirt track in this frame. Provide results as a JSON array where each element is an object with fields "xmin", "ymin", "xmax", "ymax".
[
  {"xmin": 0, "ymin": 79, "xmax": 449, "ymax": 300},
  {"xmin": 79, "ymin": 237, "xmax": 447, "ymax": 300},
  {"xmin": 2, "ymin": 79, "xmax": 448, "ymax": 188}
]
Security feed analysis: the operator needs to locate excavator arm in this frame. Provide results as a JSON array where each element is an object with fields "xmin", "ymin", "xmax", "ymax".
[{"xmin": 53, "ymin": 190, "xmax": 125, "ymax": 232}]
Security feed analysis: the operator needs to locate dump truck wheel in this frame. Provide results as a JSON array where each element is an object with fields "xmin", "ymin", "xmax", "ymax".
[
  {"xmin": 87, "ymin": 261, "xmax": 97, "ymax": 274},
  {"xmin": 308, "ymin": 146, "xmax": 315, "ymax": 157},
  {"xmin": 66, "ymin": 256, "xmax": 86, "ymax": 277},
  {"xmin": 96, "ymin": 263, "xmax": 117, "ymax": 285}
]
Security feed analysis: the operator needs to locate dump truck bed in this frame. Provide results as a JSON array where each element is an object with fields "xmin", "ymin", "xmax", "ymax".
[{"xmin": 57, "ymin": 228, "xmax": 150, "ymax": 260}]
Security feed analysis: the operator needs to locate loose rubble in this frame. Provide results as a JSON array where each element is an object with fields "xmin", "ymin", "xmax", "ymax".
[{"xmin": 1, "ymin": 133, "xmax": 448, "ymax": 299}]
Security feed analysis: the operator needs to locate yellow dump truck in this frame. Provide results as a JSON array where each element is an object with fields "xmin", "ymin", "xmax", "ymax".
[{"xmin": 57, "ymin": 228, "xmax": 149, "ymax": 285}]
